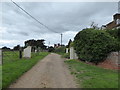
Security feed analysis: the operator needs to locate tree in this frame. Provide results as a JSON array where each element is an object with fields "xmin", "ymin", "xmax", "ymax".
[
  {"xmin": 66, "ymin": 39, "xmax": 72, "ymax": 48},
  {"xmin": 13, "ymin": 45, "xmax": 20, "ymax": 50},
  {"xmin": 25, "ymin": 39, "xmax": 36, "ymax": 47},
  {"xmin": 48, "ymin": 46, "xmax": 54, "ymax": 52},
  {"xmin": 90, "ymin": 21, "xmax": 99, "ymax": 29},
  {"xmin": 24, "ymin": 39, "xmax": 47, "ymax": 51},
  {"xmin": 2, "ymin": 46, "xmax": 11, "ymax": 50},
  {"xmin": 36, "ymin": 39, "xmax": 47, "ymax": 49}
]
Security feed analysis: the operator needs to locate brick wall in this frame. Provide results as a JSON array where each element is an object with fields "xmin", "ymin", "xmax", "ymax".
[
  {"xmin": 98, "ymin": 52, "xmax": 119, "ymax": 70},
  {"xmin": 106, "ymin": 21, "xmax": 116, "ymax": 29},
  {"xmin": 106, "ymin": 52, "xmax": 119, "ymax": 66}
]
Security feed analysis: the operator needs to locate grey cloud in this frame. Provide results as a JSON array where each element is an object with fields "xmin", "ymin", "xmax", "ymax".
[
  {"xmin": 3, "ymin": 2, "xmax": 117, "ymax": 33},
  {"xmin": 1, "ymin": 2, "xmax": 117, "ymax": 48},
  {"xmin": 18, "ymin": 31, "xmax": 29, "ymax": 36}
]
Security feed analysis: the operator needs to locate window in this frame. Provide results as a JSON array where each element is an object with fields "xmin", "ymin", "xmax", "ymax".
[{"xmin": 116, "ymin": 19, "xmax": 120, "ymax": 25}]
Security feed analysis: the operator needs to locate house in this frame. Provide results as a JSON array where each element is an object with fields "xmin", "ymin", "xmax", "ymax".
[
  {"xmin": 104, "ymin": 13, "xmax": 120, "ymax": 29},
  {"xmin": 54, "ymin": 43, "xmax": 61, "ymax": 48}
]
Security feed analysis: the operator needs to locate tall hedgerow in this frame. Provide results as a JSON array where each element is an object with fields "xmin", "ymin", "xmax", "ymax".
[
  {"xmin": 106, "ymin": 28, "xmax": 120, "ymax": 42},
  {"xmin": 54, "ymin": 46, "xmax": 66, "ymax": 53},
  {"xmin": 74, "ymin": 28, "xmax": 119, "ymax": 64}
]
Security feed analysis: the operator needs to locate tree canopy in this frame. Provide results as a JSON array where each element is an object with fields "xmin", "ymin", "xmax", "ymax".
[{"xmin": 24, "ymin": 39, "xmax": 47, "ymax": 50}]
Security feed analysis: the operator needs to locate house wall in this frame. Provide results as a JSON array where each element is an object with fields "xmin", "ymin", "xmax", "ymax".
[
  {"xmin": 106, "ymin": 21, "xmax": 116, "ymax": 29},
  {"xmin": 105, "ymin": 13, "xmax": 120, "ymax": 29},
  {"xmin": 113, "ymin": 14, "xmax": 120, "ymax": 21}
]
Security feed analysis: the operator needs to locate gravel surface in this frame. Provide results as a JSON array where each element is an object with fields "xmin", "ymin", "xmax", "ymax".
[{"xmin": 9, "ymin": 53, "xmax": 77, "ymax": 88}]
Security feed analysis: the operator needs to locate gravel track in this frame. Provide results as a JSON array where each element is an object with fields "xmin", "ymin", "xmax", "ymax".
[{"xmin": 9, "ymin": 53, "xmax": 77, "ymax": 88}]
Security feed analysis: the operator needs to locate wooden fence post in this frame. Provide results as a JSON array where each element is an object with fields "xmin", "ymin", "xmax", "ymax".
[
  {"xmin": 0, "ymin": 49, "xmax": 2, "ymax": 64},
  {"xmin": 19, "ymin": 47, "xmax": 22, "ymax": 59}
]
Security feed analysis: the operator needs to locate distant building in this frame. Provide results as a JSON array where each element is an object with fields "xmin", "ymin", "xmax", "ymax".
[
  {"xmin": 104, "ymin": 13, "xmax": 120, "ymax": 29},
  {"xmin": 101, "ymin": 25, "xmax": 107, "ymax": 30},
  {"xmin": 102, "ymin": 1, "xmax": 120, "ymax": 30},
  {"xmin": 54, "ymin": 43, "xmax": 61, "ymax": 48}
]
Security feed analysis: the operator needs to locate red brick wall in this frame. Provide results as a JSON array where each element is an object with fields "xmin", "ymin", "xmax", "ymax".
[
  {"xmin": 98, "ymin": 52, "xmax": 119, "ymax": 70},
  {"xmin": 106, "ymin": 21, "xmax": 116, "ymax": 29}
]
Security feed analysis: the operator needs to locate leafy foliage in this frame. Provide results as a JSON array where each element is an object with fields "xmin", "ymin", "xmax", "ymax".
[
  {"xmin": 13, "ymin": 45, "xmax": 20, "ymax": 50},
  {"xmin": 24, "ymin": 39, "xmax": 47, "ymax": 51},
  {"xmin": 2, "ymin": 46, "xmax": 11, "ymax": 50},
  {"xmin": 106, "ymin": 28, "xmax": 120, "ymax": 42},
  {"xmin": 66, "ymin": 39, "xmax": 72, "ymax": 48},
  {"xmin": 54, "ymin": 46, "xmax": 66, "ymax": 54},
  {"xmin": 48, "ymin": 46, "xmax": 55, "ymax": 52},
  {"xmin": 62, "ymin": 53, "xmax": 70, "ymax": 59},
  {"xmin": 74, "ymin": 28, "xmax": 119, "ymax": 63}
]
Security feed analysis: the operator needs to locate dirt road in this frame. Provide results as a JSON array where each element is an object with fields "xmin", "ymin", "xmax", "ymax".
[{"xmin": 9, "ymin": 53, "xmax": 77, "ymax": 88}]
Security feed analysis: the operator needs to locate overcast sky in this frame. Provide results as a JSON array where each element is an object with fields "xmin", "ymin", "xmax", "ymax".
[{"xmin": 0, "ymin": 1, "xmax": 118, "ymax": 48}]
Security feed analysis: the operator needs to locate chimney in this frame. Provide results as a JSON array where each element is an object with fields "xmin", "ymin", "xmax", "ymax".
[{"xmin": 113, "ymin": 14, "xmax": 120, "ymax": 25}]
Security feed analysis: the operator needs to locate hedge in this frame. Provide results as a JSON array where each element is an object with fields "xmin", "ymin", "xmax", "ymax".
[
  {"xmin": 54, "ymin": 46, "xmax": 66, "ymax": 53},
  {"xmin": 106, "ymin": 28, "xmax": 120, "ymax": 42},
  {"xmin": 74, "ymin": 28, "xmax": 119, "ymax": 64}
]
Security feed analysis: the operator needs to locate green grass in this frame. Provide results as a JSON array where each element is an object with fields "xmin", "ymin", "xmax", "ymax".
[
  {"xmin": 0, "ymin": 65, "xmax": 2, "ymax": 89},
  {"xmin": 2, "ymin": 51, "xmax": 49, "ymax": 88},
  {"xmin": 65, "ymin": 59, "xmax": 118, "ymax": 88},
  {"xmin": 55, "ymin": 52, "xmax": 70, "ymax": 59},
  {"xmin": 55, "ymin": 52, "xmax": 65, "ymax": 56}
]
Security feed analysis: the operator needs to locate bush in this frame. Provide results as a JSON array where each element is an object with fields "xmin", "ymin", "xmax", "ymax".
[
  {"xmin": 48, "ymin": 46, "xmax": 54, "ymax": 52},
  {"xmin": 54, "ymin": 46, "xmax": 66, "ymax": 53},
  {"xmin": 106, "ymin": 29, "xmax": 120, "ymax": 42},
  {"xmin": 62, "ymin": 53, "xmax": 70, "ymax": 58},
  {"xmin": 74, "ymin": 28, "xmax": 119, "ymax": 64},
  {"xmin": 105, "ymin": 29, "xmax": 120, "ymax": 51}
]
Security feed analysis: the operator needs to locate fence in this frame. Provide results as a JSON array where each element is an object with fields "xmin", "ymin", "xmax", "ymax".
[
  {"xmin": 0, "ymin": 49, "xmax": 2, "ymax": 65},
  {"xmin": 2, "ymin": 50, "xmax": 20, "ymax": 64},
  {"xmin": 2, "ymin": 49, "xmax": 41, "ymax": 65}
]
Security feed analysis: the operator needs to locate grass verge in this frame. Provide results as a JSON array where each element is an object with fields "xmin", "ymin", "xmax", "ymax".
[
  {"xmin": 2, "ymin": 52, "xmax": 49, "ymax": 88},
  {"xmin": 65, "ymin": 59, "xmax": 118, "ymax": 88},
  {"xmin": 55, "ymin": 52, "xmax": 70, "ymax": 59},
  {"xmin": 0, "ymin": 65, "xmax": 2, "ymax": 89}
]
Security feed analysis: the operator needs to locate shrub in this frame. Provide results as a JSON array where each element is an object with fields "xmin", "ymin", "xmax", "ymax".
[
  {"xmin": 105, "ymin": 29, "xmax": 120, "ymax": 51},
  {"xmin": 62, "ymin": 53, "xmax": 70, "ymax": 58},
  {"xmin": 54, "ymin": 46, "xmax": 66, "ymax": 53},
  {"xmin": 74, "ymin": 28, "xmax": 119, "ymax": 64},
  {"xmin": 106, "ymin": 28, "xmax": 120, "ymax": 42},
  {"xmin": 48, "ymin": 46, "xmax": 54, "ymax": 52}
]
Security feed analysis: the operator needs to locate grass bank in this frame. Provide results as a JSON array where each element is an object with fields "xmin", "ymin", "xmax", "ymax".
[
  {"xmin": 2, "ymin": 51, "xmax": 49, "ymax": 88},
  {"xmin": 0, "ymin": 65, "xmax": 2, "ymax": 89},
  {"xmin": 56, "ymin": 52, "xmax": 70, "ymax": 59},
  {"xmin": 65, "ymin": 59, "xmax": 118, "ymax": 88}
]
